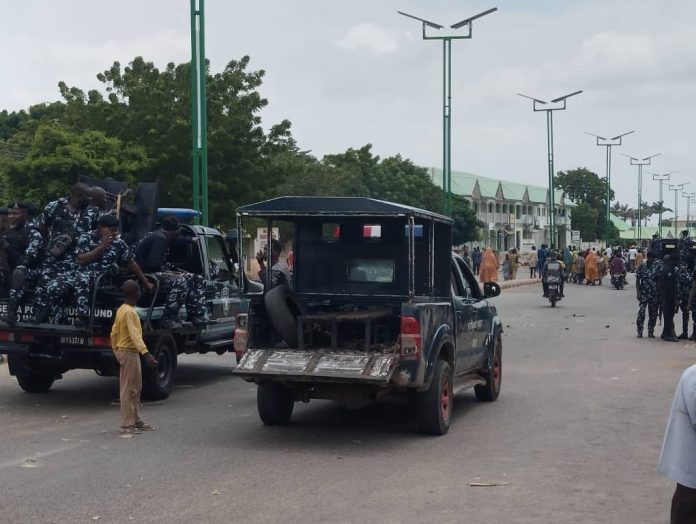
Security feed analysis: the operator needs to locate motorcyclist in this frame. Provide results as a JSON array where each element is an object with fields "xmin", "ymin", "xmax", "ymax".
[
  {"xmin": 543, "ymin": 251, "xmax": 564, "ymax": 299},
  {"xmin": 610, "ymin": 250, "xmax": 626, "ymax": 287}
]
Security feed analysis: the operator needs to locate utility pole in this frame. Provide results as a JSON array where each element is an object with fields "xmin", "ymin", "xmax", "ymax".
[
  {"xmin": 398, "ymin": 8, "xmax": 497, "ymax": 216},
  {"xmin": 669, "ymin": 183, "xmax": 689, "ymax": 238},
  {"xmin": 623, "ymin": 153, "xmax": 659, "ymax": 245},
  {"xmin": 190, "ymin": 0, "xmax": 208, "ymax": 225},
  {"xmin": 519, "ymin": 91, "xmax": 583, "ymax": 248},
  {"xmin": 652, "ymin": 173, "xmax": 673, "ymax": 238},
  {"xmin": 684, "ymin": 192, "xmax": 695, "ymax": 237}
]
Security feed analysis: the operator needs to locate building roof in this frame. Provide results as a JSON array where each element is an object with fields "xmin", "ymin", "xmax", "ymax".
[{"xmin": 610, "ymin": 213, "xmax": 632, "ymax": 231}]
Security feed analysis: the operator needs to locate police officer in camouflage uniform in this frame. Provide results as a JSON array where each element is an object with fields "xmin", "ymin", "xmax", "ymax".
[
  {"xmin": 636, "ymin": 251, "xmax": 659, "ymax": 338},
  {"xmin": 0, "ymin": 203, "xmax": 44, "ymax": 326},
  {"xmin": 29, "ymin": 183, "xmax": 100, "ymax": 323},
  {"xmin": 679, "ymin": 230, "xmax": 691, "ymax": 262},
  {"xmin": 134, "ymin": 215, "xmax": 207, "ymax": 328}
]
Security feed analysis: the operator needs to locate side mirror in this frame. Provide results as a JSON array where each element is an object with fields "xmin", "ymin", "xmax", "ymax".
[{"xmin": 483, "ymin": 282, "xmax": 501, "ymax": 298}]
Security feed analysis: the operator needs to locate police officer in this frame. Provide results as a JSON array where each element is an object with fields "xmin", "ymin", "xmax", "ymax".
[
  {"xmin": 636, "ymin": 251, "xmax": 659, "ymax": 338},
  {"xmin": 660, "ymin": 254, "xmax": 680, "ymax": 342},
  {"xmin": 134, "ymin": 215, "xmax": 207, "ymax": 328},
  {"xmin": 677, "ymin": 258, "xmax": 695, "ymax": 339},
  {"xmin": 679, "ymin": 230, "xmax": 691, "ymax": 263},
  {"xmin": 0, "ymin": 203, "xmax": 44, "ymax": 325}
]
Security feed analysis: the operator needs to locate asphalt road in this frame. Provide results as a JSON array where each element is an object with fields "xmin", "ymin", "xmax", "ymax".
[{"xmin": 0, "ymin": 279, "xmax": 691, "ymax": 524}]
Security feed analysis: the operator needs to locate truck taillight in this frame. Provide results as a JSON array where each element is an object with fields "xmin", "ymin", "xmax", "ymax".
[
  {"xmin": 233, "ymin": 314, "xmax": 248, "ymax": 358},
  {"xmin": 400, "ymin": 316, "xmax": 421, "ymax": 359},
  {"xmin": 0, "ymin": 331, "xmax": 10, "ymax": 342}
]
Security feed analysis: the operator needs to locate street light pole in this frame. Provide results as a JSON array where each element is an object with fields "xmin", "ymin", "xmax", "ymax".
[
  {"xmin": 519, "ymin": 91, "xmax": 583, "ymax": 248},
  {"xmin": 190, "ymin": 0, "xmax": 208, "ymax": 225},
  {"xmin": 652, "ymin": 173, "xmax": 673, "ymax": 237},
  {"xmin": 398, "ymin": 8, "xmax": 497, "ymax": 217},
  {"xmin": 585, "ymin": 131, "xmax": 634, "ymax": 233},
  {"xmin": 683, "ymin": 192, "xmax": 695, "ymax": 237},
  {"xmin": 623, "ymin": 153, "xmax": 660, "ymax": 244},
  {"xmin": 669, "ymin": 183, "xmax": 689, "ymax": 238}
]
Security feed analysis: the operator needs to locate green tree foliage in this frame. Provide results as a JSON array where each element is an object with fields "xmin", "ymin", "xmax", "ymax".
[
  {"xmin": 571, "ymin": 202, "xmax": 599, "ymax": 240},
  {"xmin": 555, "ymin": 167, "xmax": 615, "ymax": 241},
  {"xmin": 451, "ymin": 196, "xmax": 484, "ymax": 245}
]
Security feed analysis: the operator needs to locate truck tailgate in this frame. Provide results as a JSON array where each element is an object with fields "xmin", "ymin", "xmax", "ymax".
[{"xmin": 233, "ymin": 349, "xmax": 399, "ymax": 384}]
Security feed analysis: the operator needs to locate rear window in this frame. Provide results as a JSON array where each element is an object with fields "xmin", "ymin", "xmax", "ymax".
[{"xmin": 348, "ymin": 258, "xmax": 395, "ymax": 283}]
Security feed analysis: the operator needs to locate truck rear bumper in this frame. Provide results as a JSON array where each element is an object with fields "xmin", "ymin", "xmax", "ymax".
[{"xmin": 233, "ymin": 348, "xmax": 399, "ymax": 384}]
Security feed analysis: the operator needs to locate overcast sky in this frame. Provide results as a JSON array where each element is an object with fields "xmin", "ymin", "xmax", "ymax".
[{"xmin": 3, "ymin": 0, "xmax": 696, "ymax": 216}]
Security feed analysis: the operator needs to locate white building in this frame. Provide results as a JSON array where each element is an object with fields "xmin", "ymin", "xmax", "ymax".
[{"xmin": 429, "ymin": 168, "xmax": 575, "ymax": 252}]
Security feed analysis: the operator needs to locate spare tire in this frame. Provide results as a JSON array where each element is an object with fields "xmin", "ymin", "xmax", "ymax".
[{"xmin": 264, "ymin": 285, "xmax": 304, "ymax": 347}]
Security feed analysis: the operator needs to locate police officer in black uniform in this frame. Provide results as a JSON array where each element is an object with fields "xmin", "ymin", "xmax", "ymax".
[
  {"xmin": 660, "ymin": 254, "xmax": 680, "ymax": 342},
  {"xmin": 0, "ymin": 203, "xmax": 43, "ymax": 325}
]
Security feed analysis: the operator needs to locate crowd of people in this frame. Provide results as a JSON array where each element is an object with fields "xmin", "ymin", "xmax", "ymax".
[{"xmin": 0, "ymin": 183, "xmax": 208, "ymax": 329}]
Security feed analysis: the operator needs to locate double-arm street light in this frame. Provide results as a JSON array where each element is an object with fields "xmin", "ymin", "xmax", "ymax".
[
  {"xmin": 669, "ymin": 183, "xmax": 689, "ymax": 238},
  {"xmin": 518, "ymin": 90, "xmax": 583, "ymax": 247},
  {"xmin": 622, "ymin": 153, "xmax": 660, "ymax": 244},
  {"xmin": 652, "ymin": 172, "xmax": 676, "ymax": 237},
  {"xmin": 398, "ymin": 7, "xmax": 498, "ymax": 216},
  {"xmin": 684, "ymin": 192, "xmax": 695, "ymax": 237},
  {"xmin": 585, "ymin": 131, "xmax": 634, "ymax": 231}
]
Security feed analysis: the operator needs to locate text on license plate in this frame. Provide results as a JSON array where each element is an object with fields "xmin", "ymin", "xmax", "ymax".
[{"xmin": 60, "ymin": 336, "xmax": 85, "ymax": 345}]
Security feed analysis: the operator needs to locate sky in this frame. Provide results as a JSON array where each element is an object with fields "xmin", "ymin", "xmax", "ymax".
[{"xmin": 2, "ymin": 0, "xmax": 696, "ymax": 218}]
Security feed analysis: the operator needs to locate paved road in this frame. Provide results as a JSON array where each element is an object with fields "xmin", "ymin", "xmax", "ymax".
[{"xmin": 0, "ymin": 279, "xmax": 691, "ymax": 523}]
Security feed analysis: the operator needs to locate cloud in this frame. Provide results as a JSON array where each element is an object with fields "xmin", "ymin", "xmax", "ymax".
[{"xmin": 335, "ymin": 23, "xmax": 412, "ymax": 55}]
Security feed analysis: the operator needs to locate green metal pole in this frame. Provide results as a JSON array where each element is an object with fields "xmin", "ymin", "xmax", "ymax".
[
  {"xmin": 547, "ymin": 110, "xmax": 556, "ymax": 248},
  {"xmin": 446, "ymin": 38, "xmax": 452, "ymax": 217},
  {"xmin": 199, "ymin": 0, "xmax": 208, "ymax": 226},
  {"xmin": 190, "ymin": 0, "xmax": 200, "ymax": 220}
]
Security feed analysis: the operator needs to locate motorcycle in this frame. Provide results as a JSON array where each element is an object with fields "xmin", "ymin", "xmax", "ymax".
[
  {"xmin": 610, "ymin": 271, "xmax": 625, "ymax": 290},
  {"xmin": 547, "ymin": 278, "xmax": 562, "ymax": 307}
]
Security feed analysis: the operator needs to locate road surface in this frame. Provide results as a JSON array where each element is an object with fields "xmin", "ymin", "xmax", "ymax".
[{"xmin": 0, "ymin": 279, "xmax": 689, "ymax": 523}]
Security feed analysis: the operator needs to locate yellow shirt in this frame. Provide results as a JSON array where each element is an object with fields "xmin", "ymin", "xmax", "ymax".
[{"xmin": 110, "ymin": 304, "xmax": 148, "ymax": 354}]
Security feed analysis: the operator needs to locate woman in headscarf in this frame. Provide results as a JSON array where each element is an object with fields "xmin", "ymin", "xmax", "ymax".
[
  {"xmin": 479, "ymin": 247, "xmax": 499, "ymax": 282},
  {"xmin": 584, "ymin": 249, "xmax": 598, "ymax": 285}
]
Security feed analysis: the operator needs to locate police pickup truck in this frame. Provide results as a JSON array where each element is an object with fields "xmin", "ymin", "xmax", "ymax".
[
  {"xmin": 233, "ymin": 197, "xmax": 503, "ymax": 435},
  {"xmin": 0, "ymin": 192, "xmax": 244, "ymax": 400}
]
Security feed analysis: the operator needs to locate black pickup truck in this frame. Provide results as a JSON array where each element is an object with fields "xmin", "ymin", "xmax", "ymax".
[
  {"xmin": 0, "ymin": 212, "xmax": 243, "ymax": 400},
  {"xmin": 233, "ymin": 197, "xmax": 503, "ymax": 435}
]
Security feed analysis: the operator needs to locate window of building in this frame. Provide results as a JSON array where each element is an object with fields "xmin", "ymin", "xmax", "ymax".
[
  {"xmin": 516, "ymin": 206, "xmax": 521, "ymax": 219},
  {"xmin": 488, "ymin": 202, "xmax": 493, "ymax": 213},
  {"xmin": 496, "ymin": 204, "xmax": 501, "ymax": 213}
]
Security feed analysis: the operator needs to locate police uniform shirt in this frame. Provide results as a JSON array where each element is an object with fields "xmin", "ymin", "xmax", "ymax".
[
  {"xmin": 661, "ymin": 264, "xmax": 679, "ymax": 298},
  {"xmin": 76, "ymin": 232, "xmax": 133, "ymax": 274},
  {"xmin": 2, "ymin": 224, "xmax": 43, "ymax": 269},
  {"xmin": 40, "ymin": 197, "xmax": 99, "ymax": 241},
  {"xmin": 134, "ymin": 231, "xmax": 169, "ymax": 273}
]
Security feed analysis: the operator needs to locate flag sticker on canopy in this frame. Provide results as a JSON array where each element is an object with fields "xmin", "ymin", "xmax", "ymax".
[{"xmin": 363, "ymin": 224, "xmax": 382, "ymax": 238}]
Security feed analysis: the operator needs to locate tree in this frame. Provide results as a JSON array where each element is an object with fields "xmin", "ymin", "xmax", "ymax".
[
  {"xmin": 571, "ymin": 203, "xmax": 598, "ymax": 240},
  {"xmin": 554, "ymin": 167, "xmax": 613, "ymax": 208},
  {"xmin": 2, "ymin": 123, "xmax": 147, "ymax": 204},
  {"xmin": 451, "ymin": 196, "xmax": 484, "ymax": 245}
]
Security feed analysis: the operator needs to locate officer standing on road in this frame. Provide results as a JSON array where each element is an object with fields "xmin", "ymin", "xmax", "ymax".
[
  {"xmin": 134, "ymin": 215, "xmax": 207, "ymax": 328},
  {"xmin": 0, "ymin": 203, "xmax": 44, "ymax": 326},
  {"xmin": 679, "ymin": 230, "xmax": 691, "ymax": 263},
  {"xmin": 677, "ymin": 258, "xmax": 695, "ymax": 339},
  {"xmin": 660, "ymin": 254, "xmax": 680, "ymax": 342},
  {"xmin": 636, "ymin": 251, "xmax": 659, "ymax": 338}
]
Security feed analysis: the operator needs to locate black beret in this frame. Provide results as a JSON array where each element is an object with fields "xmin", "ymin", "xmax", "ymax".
[{"xmin": 98, "ymin": 214, "xmax": 119, "ymax": 227}]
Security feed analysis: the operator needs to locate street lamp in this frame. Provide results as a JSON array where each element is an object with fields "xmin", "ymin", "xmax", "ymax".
[
  {"xmin": 683, "ymin": 192, "xmax": 695, "ymax": 237},
  {"xmin": 190, "ymin": 0, "xmax": 208, "ymax": 225},
  {"xmin": 652, "ymin": 172, "xmax": 675, "ymax": 238},
  {"xmin": 622, "ymin": 153, "xmax": 660, "ymax": 244},
  {"xmin": 585, "ymin": 131, "xmax": 634, "ymax": 232},
  {"xmin": 398, "ymin": 7, "xmax": 498, "ymax": 216},
  {"xmin": 518, "ymin": 90, "xmax": 583, "ymax": 247},
  {"xmin": 668, "ymin": 183, "xmax": 689, "ymax": 238}
]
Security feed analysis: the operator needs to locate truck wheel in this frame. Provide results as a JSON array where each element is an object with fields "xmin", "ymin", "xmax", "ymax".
[
  {"xmin": 142, "ymin": 335, "xmax": 177, "ymax": 401},
  {"xmin": 257, "ymin": 382, "xmax": 294, "ymax": 426},
  {"xmin": 475, "ymin": 333, "xmax": 502, "ymax": 402},
  {"xmin": 264, "ymin": 285, "xmax": 303, "ymax": 347},
  {"xmin": 416, "ymin": 359, "xmax": 453, "ymax": 435},
  {"xmin": 16, "ymin": 374, "xmax": 55, "ymax": 393}
]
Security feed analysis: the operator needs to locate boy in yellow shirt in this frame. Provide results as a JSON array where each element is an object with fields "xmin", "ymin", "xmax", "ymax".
[{"xmin": 110, "ymin": 280, "xmax": 157, "ymax": 434}]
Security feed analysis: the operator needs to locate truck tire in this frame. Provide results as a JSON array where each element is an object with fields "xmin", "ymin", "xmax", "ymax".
[
  {"xmin": 475, "ymin": 333, "xmax": 502, "ymax": 402},
  {"xmin": 142, "ymin": 335, "xmax": 177, "ymax": 401},
  {"xmin": 415, "ymin": 359, "xmax": 453, "ymax": 435},
  {"xmin": 257, "ymin": 382, "xmax": 294, "ymax": 425},
  {"xmin": 264, "ymin": 285, "xmax": 303, "ymax": 347},
  {"xmin": 16, "ymin": 374, "xmax": 55, "ymax": 393}
]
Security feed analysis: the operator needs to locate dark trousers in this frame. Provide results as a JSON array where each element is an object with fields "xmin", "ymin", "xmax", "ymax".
[
  {"xmin": 671, "ymin": 483, "xmax": 696, "ymax": 524},
  {"xmin": 662, "ymin": 298, "xmax": 677, "ymax": 338}
]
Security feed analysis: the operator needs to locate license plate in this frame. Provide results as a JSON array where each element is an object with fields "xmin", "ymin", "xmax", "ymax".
[{"xmin": 60, "ymin": 336, "xmax": 85, "ymax": 345}]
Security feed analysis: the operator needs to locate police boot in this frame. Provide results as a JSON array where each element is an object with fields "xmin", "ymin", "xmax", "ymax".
[{"xmin": 5, "ymin": 299, "xmax": 18, "ymax": 326}]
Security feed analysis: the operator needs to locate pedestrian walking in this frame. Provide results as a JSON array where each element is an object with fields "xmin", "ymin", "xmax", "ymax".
[
  {"xmin": 636, "ymin": 251, "xmax": 659, "ymax": 338},
  {"xmin": 597, "ymin": 251, "xmax": 607, "ymax": 285},
  {"xmin": 677, "ymin": 261, "xmax": 694, "ymax": 339},
  {"xmin": 478, "ymin": 247, "xmax": 498, "ymax": 282},
  {"xmin": 575, "ymin": 252, "xmax": 585, "ymax": 284},
  {"xmin": 110, "ymin": 280, "xmax": 158, "ymax": 434},
  {"xmin": 472, "ymin": 247, "xmax": 482, "ymax": 275},
  {"xmin": 509, "ymin": 248, "xmax": 519, "ymax": 280},
  {"xmin": 658, "ymin": 363, "xmax": 696, "ymax": 523},
  {"xmin": 585, "ymin": 250, "xmax": 598, "ymax": 285},
  {"xmin": 502, "ymin": 253, "xmax": 510, "ymax": 281},
  {"xmin": 528, "ymin": 246, "xmax": 537, "ymax": 279},
  {"xmin": 628, "ymin": 246, "xmax": 637, "ymax": 272}
]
